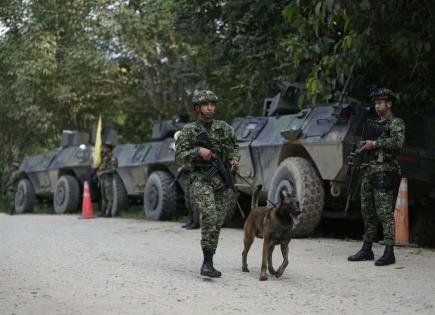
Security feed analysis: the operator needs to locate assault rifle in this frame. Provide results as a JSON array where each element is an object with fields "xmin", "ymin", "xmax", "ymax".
[
  {"xmin": 344, "ymin": 118, "xmax": 387, "ymax": 212},
  {"xmin": 196, "ymin": 131, "xmax": 245, "ymax": 218},
  {"xmin": 89, "ymin": 167, "xmax": 100, "ymax": 189},
  {"xmin": 344, "ymin": 143, "xmax": 363, "ymax": 213},
  {"xmin": 170, "ymin": 166, "xmax": 185, "ymax": 188}
]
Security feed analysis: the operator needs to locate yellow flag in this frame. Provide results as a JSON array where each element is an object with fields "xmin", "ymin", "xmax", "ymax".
[{"xmin": 93, "ymin": 115, "xmax": 102, "ymax": 168}]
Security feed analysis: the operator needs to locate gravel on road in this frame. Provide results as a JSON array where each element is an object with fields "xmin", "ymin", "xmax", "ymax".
[{"xmin": 1, "ymin": 213, "xmax": 435, "ymax": 315}]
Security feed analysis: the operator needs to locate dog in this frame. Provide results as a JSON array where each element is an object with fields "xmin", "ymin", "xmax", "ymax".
[{"xmin": 242, "ymin": 189, "xmax": 301, "ymax": 281}]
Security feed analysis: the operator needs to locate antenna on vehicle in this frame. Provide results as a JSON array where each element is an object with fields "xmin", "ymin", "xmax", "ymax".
[{"xmin": 337, "ymin": 48, "xmax": 362, "ymax": 105}]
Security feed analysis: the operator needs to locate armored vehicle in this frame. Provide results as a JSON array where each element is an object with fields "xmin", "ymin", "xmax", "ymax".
[
  {"xmin": 233, "ymin": 89, "xmax": 435, "ymax": 237},
  {"xmin": 15, "ymin": 130, "xmax": 93, "ymax": 214},
  {"xmin": 112, "ymin": 117, "xmax": 187, "ymax": 219},
  {"xmin": 15, "ymin": 119, "xmax": 186, "ymax": 217}
]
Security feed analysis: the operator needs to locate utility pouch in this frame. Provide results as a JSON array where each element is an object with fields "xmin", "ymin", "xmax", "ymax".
[{"xmin": 215, "ymin": 129, "xmax": 224, "ymax": 137}]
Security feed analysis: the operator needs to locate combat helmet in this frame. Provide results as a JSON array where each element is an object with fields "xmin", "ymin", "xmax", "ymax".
[
  {"xmin": 103, "ymin": 140, "xmax": 115, "ymax": 150},
  {"xmin": 370, "ymin": 87, "xmax": 396, "ymax": 102},
  {"xmin": 192, "ymin": 90, "xmax": 219, "ymax": 106}
]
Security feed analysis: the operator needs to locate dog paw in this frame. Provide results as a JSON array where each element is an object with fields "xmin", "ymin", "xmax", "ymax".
[
  {"xmin": 242, "ymin": 267, "xmax": 249, "ymax": 272},
  {"xmin": 259, "ymin": 275, "xmax": 268, "ymax": 281},
  {"xmin": 268, "ymin": 268, "xmax": 277, "ymax": 275},
  {"xmin": 275, "ymin": 272, "xmax": 283, "ymax": 278}
]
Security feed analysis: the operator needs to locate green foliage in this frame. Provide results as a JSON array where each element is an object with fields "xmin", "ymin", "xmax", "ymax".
[
  {"xmin": 0, "ymin": 0, "xmax": 121, "ymax": 167},
  {"xmin": 282, "ymin": 0, "xmax": 435, "ymax": 107},
  {"xmin": 94, "ymin": 0, "xmax": 197, "ymax": 143},
  {"xmin": 175, "ymin": 0, "xmax": 292, "ymax": 118},
  {"xmin": 0, "ymin": 0, "xmax": 433, "ymax": 179}
]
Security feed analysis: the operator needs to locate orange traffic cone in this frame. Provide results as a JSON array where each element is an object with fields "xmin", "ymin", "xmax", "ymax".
[
  {"xmin": 394, "ymin": 177, "xmax": 409, "ymax": 245},
  {"xmin": 81, "ymin": 181, "xmax": 94, "ymax": 218}
]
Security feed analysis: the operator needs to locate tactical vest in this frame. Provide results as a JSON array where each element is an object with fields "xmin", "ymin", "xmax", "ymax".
[
  {"xmin": 362, "ymin": 118, "xmax": 397, "ymax": 163},
  {"xmin": 192, "ymin": 121, "xmax": 231, "ymax": 169}
]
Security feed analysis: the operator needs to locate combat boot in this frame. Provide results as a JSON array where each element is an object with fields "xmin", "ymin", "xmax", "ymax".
[
  {"xmin": 181, "ymin": 220, "xmax": 193, "ymax": 229},
  {"xmin": 105, "ymin": 202, "xmax": 113, "ymax": 217},
  {"xmin": 348, "ymin": 241, "xmax": 374, "ymax": 261},
  {"xmin": 104, "ymin": 210, "xmax": 112, "ymax": 218},
  {"xmin": 186, "ymin": 218, "xmax": 200, "ymax": 230},
  {"xmin": 200, "ymin": 250, "xmax": 221, "ymax": 278},
  {"xmin": 375, "ymin": 245, "xmax": 395, "ymax": 266}
]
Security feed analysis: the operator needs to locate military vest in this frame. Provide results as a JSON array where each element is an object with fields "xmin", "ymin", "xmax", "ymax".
[
  {"xmin": 99, "ymin": 155, "xmax": 118, "ymax": 180},
  {"xmin": 191, "ymin": 120, "xmax": 234, "ymax": 168},
  {"xmin": 361, "ymin": 116, "xmax": 405, "ymax": 175}
]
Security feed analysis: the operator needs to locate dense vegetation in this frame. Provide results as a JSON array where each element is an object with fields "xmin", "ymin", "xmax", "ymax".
[{"xmin": 0, "ymin": 0, "xmax": 434, "ymax": 181}]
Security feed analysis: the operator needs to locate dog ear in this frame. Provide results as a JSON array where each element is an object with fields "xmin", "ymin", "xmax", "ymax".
[{"xmin": 279, "ymin": 189, "xmax": 288, "ymax": 202}]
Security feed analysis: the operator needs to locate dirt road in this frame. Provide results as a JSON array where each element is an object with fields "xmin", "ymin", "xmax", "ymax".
[{"xmin": 1, "ymin": 213, "xmax": 434, "ymax": 315}]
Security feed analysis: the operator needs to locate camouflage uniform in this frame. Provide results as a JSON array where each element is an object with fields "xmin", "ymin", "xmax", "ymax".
[
  {"xmin": 175, "ymin": 119, "xmax": 239, "ymax": 254},
  {"xmin": 98, "ymin": 154, "xmax": 118, "ymax": 216},
  {"xmin": 5, "ymin": 169, "xmax": 19, "ymax": 214},
  {"xmin": 360, "ymin": 116, "xmax": 405, "ymax": 245},
  {"xmin": 183, "ymin": 175, "xmax": 199, "ymax": 225},
  {"xmin": 174, "ymin": 130, "xmax": 199, "ymax": 229}
]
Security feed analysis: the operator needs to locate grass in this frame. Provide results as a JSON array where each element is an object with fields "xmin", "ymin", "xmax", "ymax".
[
  {"xmin": 119, "ymin": 205, "xmax": 145, "ymax": 220},
  {"xmin": 0, "ymin": 197, "xmax": 236, "ymax": 228},
  {"xmin": 0, "ymin": 199, "xmax": 189, "ymax": 223}
]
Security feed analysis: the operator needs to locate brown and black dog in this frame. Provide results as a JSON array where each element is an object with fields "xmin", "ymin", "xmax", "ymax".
[{"xmin": 242, "ymin": 190, "xmax": 301, "ymax": 281}]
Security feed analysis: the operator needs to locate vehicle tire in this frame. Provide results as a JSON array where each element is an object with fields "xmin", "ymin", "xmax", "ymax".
[
  {"xmin": 144, "ymin": 171, "xmax": 177, "ymax": 220},
  {"xmin": 15, "ymin": 179, "xmax": 35, "ymax": 213},
  {"xmin": 268, "ymin": 157, "xmax": 324, "ymax": 237},
  {"xmin": 53, "ymin": 175, "xmax": 80, "ymax": 214},
  {"xmin": 111, "ymin": 174, "xmax": 128, "ymax": 217}
]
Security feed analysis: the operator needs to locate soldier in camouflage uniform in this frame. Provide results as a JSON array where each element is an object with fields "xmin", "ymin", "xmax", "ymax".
[
  {"xmin": 348, "ymin": 88, "xmax": 405, "ymax": 266},
  {"xmin": 181, "ymin": 176, "xmax": 200, "ymax": 230},
  {"xmin": 175, "ymin": 90, "xmax": 239, "ymax": 278},
  {"xmin": 97, "ymin": 143, "xmax": 118, "ymax": 217},
  {"xmin": 173, "ymin": 131, "xmax": 200, "ymax": 230},
  {"xmin": 4, "ymin": 162, "xmax": 19, "ymax": 215}
]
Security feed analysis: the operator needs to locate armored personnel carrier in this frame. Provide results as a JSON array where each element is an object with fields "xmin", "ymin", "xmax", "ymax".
[
  {"xmin": 15, "ymin": 131, "xmax": 93, "ymax": 214},
  {"xmin": 112, "ymin": 117, "xmax": 187, "ymax": 219},
  {"xmin": 15, "ymin": 118, "xmax": 186, "ymax": 218},
  {"xmin": 233, "ymin": 86, "xmax": 435, "ymax": 237}
]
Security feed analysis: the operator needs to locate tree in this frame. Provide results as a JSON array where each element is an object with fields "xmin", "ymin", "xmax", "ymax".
[
  {"xmin": 0, "ymin": 0, "xmax": 433, "ymax": 175},
  {"xmin": 0, "ymin": 0, "xmax": 126, "ymax": 181},
  {"xmin": 94, "ymin": 0, "xmax": 199, "ymax": 142},
  {"xmin": 282, "ymin": 0, "xmax": 435, "ymax": 108},
  {"xmin": 175, "ymin": 0, "xmax": 293, "ymax": 118}
]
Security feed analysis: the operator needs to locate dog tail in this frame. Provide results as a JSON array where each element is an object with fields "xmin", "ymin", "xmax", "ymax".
[{"xmin": 250, "ymin": 185, "xmax": 262, "ymax": 209}]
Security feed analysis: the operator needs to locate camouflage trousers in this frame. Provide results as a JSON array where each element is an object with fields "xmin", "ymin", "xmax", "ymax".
[
  {"xmin": 191, "ymin": 178, "xmax": 235, "ymax": 253},
  {"xmin": 100, "ymin": 178, "xmax": 113, "ymax": 215},
  {"xmin": 183, "ymin": 178, "xmax": 199, "ymax": 222},
  {"xmin": 6, "ymin": 189, "xmax": 15, "ymax": 213},
  {"xmin": 360, "ymin": 172, "xmax": 395, "ymax": 245}
]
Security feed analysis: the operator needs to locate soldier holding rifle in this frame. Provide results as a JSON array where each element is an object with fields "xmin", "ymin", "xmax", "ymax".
[
  {"xmin": 4, "ymin": 162, "xmax": 19, "ymax": 215},
  {"xmin": 175, "ymin": 90, "xmax": 239, "ymax": 278},
  {"xmin": 348, "ymin": 88, "xmax": 405, "ymax": 266}
]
